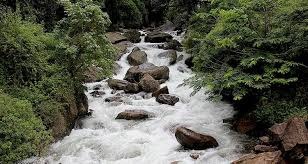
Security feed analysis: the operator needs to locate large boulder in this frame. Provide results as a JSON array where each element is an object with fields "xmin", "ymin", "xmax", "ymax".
[
  {"xmin": 127, "ymin": 48, "xmax": 148, "ymax": 66},
  {"xmin": 152, "ymin": 86, "xmax": 169, "ymax": 97},
  {"xmin": 124, "ymin": 83, "xmax": 140, "ymax": 94},
  {"xmin": 163, "ymin": 40, "xmax": 182, "ymax": 51},
  {"xmin": 232, "ymin": 151, "xmax": 283, "ymax": 164},
  {"xmin": 115, "ymin": 110, "xmax": 150, "ymax": 120},
  {"xmin": 268, "ymin": 117, "xmax": 308, "ymax": 151},
  {"xmin": 158, "ymin": 50, "xmax": 177, "ymax": 65},
  {"xmin": 145, "ymin": 32, "xmax": 173, "ymax": 43},
  {"xmin": 139, "ymin": 74, "xmax": 160, "ymax": 93},
  {"xmin": 124, "ymin": 29, "xmax": 141, "ymax": 43},
  {"xmin": 124, "ymin": 63, "xmax": 169, "ymax": 83},
  {"xmin": 156, "ymin": 94, "xmax": 179, "ymax": 106},
  {"xmin": 106, "ymin": 32, "xmax": 127, "ymax": 44},
  {"xmin": 107, "ymin": 79, "xmax": 129, "ymax": 90},
  {"xmin": 175, "ymin": 127, "xmax": 219, "ymax": 150}
]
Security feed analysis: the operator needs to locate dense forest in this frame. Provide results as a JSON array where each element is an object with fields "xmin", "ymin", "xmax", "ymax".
[{"xmin": 0, "ymin": 0, "xmax": 307, "ymax": 163}]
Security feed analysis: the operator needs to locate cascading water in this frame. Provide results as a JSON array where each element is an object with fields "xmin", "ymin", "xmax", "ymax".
[{"xmin": 29, "ymin": 31, "xmax": 247, "ymax": 164}]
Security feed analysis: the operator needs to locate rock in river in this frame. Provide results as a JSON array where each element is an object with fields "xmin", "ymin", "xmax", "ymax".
[
  {"xmin": 175, "ymin": 127, "xmax": 219, "ymax": 150},
  {"xmin": 156, "ymin": 94, "xmax": 179, "ymax": 106},
  {"xmin": 145, "ymin": 32, "xmax": 173, "ymax": 43},
  {"xmin": 124, "ymin": 63, "xmax": 169, "ymax": 83},
  {"xmin": 139, "ymin": 74, "xmax": 160, "ymax": 93},
  {"xmin": 127, "ymin": 47, "xmax": 148, "ymax": 66},
  {"xmin": 116, "ymin": 110, "xmax": 150, "ymax": 120}
]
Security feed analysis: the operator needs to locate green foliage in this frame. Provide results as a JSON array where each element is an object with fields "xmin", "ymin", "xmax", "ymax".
[
  {"xmin": 57, "ymin": 0, "xmax": 115, "ymax": 89},
  {"xmin": 0, "ymin": 92, "xmax": 52, "ymax": 164},
  {"xmin": 186, "ymin": 0, "xmax": 308, "ymax": 124},
  {"xmin": 104, "ymin": 0, "xmax": 144, "ymax": 28}
]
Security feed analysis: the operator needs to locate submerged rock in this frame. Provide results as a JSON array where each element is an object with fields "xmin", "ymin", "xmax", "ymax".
[
  {"xmin": 124, "ymin": 63, "xmax": 169, "ymax": 83},
  {"xmin": 158, "ymin": 50, "xmax": 177, "ymax": 65},
  {"xmin": 139, "ymin": 74, "xmax": 160, "ymax": 93},
  {"xmin": 105, "ymin": 96, "xmax": 123, "ymax": 103},
  {"xmin": 127, "ymin": 48, "xmax": 148, "ymax": 66},
  {"xmin": 156, "ymin": 94, "xmax": 179, "ymax": 106},
  {"xmin": 145, "ymin": 32, "xmax": 173, "ymax": 43},
  {"xmin": 116, "ymin": 110, "xmax": 150, "ymax": 120},
  {"xmin": 175, "ymin": 127, "xmax": 219, "ymax": 150},
  {"xmin": 90, "ymin": 91, "xmax": 105, "ymax": 98},
  {"xmin": 232, "ymin": 151, "xmax": 283, "ymax": 164}
]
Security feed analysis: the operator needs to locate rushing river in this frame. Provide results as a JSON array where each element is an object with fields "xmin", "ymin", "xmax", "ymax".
[{"xmin": 28, "ymin": 31, "xmax": 247, "ymax": 164}]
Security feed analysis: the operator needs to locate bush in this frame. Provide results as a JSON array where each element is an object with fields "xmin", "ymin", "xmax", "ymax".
[{"xmin": 0, "ymin": 92, "xmax": 52, "ymax": 163}]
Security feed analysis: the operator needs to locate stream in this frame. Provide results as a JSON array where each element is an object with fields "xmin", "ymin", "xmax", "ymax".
[{"xmin": 32, "ymin": 31, "xmax": 247, "ymax": 164}]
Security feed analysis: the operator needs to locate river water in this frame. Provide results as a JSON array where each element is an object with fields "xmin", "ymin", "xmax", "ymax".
[{"xmin": 30, "ymin": 31, "xmax": 246, "ymax": 164}]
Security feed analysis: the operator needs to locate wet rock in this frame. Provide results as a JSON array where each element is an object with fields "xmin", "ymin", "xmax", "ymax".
[
  {"xmin": 106, "ymin": 32, "xmax": 127, "ymax": 44},
  {"xmin": 190, "ymin": 153, "xmax": 200, "ymax": 160},
  {"xmin": 113, "ymin": 63, "xmax": 122, "ymax": 75},
  {"xmin": 177, "ymin": 55, "xmax": 184, "ymax": 62},
  {"xmin": 268, "ymin": 117, "xmax": 308, "ymax": 151},
  {"xmin": 145, "ymin": 32, "xmax": 173, "ymax": 43},
  {"xmin": 152, "ymin": 86, "xmax": 169, "ymax": 97},
  {"xmin": 105, "ymin": 96, "xmax": 123, "ymax": 103},
  {"xmin": 115, "ymin": 110, "xmax": 149, "ymax": 120},
  {"xmin": 124, "ymin": 63, "xmax": 169, "ymax": 83},
  {"xmin": 158, "ymin": 50, "xmax": 177, "ymax": 65},
  {"xmin": 107, "ymin": 79, "xmax": 129, "ymax": 90},
  {"xmin": 254, "ymin": 145, "xmax": 278, "ymax": 153},
  {"xmin": 175, "ymin": 127, "xmax": 219, "ymax": 150},
  {"xmin": 156, "ymin": 94, "xmax": 179, "ymax": 106},
  {"xmin": 233, "ymin": 115, "xmax": 257, "ymax": 134},
  {"xmin": 90, "ymin": 91, "xmax": 105, "ymax": 98},
  {"xmin": 124, "ymin": 29, "xmax": 141, "ymax": 43},
  {"xmin": 124, "ymin": 83, "xmax": 140, "ymax": 93},
  {"xmin": 170, "ymin": 161, "xmax": 181, "ymax": 164},
  {"xmin": 185, "ymin": 56, "xmax": 194, "ymax": 68},
  {"xmin": 163, "ymin": 40, "xmax": 182, "ymax": 51},
  {"xmin": 114, "ymin": 41, "xmax": 133, "ymax": 60},
  {"xmin": 93, "ymin": 84, "xmax": 102, "ymax": 90},
  {"xmin": 158, "ymin": 79, "xmax": 167, "ymax": 84},
  {"xmin": 177, "ymin": 66, "xmax": 189, "ymax": 73},
  {"xmin": 259, "ymin": 136, "xmax": 270, "ymax": 145},
  {"xmin": 127, "ymin": 49, "xmax": 148, "ymax": 66},
  {"xmin": 83, "ymin": 66, "xmax": 105, "ymax": 82},
  {"xmin": 139, "ymin": 74, "xmax": 160, "ymax": 93},
  {"xmin": 232, "ymin": 151, "xmax": 283, "ymax": 164}
]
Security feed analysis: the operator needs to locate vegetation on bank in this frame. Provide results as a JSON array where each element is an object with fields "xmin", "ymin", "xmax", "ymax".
[
  {"xmin": 0, "ymin": 0, "xmax": 114, "ymax": 163},
  {"xmin": 185, "ymin": 0, "xmax": 308, "ymax": 125}
]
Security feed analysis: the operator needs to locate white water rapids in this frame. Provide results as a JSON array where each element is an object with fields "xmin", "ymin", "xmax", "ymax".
[{"xmin": 29, "ymin": 31, "xmax": 247, "ymax": 164}]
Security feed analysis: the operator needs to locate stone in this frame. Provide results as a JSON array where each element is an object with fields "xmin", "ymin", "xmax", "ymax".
[
  {"xmin": 113, "ymin": 63, "xmax": 122, "ymax": 75},
  {"xmin": 232, "ymin": 151, "xmax": 283, "ymax": 164},
  {"xmin": 127, "ymin": 49, "xmax": 148, "ymax": 66},
  {"xmin": 175, "ymin": 127, "xmax": 219, "ymax": 150},
  {"xmin": 107, "ymin": 79, "xmax": 129, "ymax": 90},
  {"xmin": 185, "ymin": 56, "xmax": 194, "ymax": 68},
  {"xmin": 124, "ymin": 29, "xmax": 141, "ymax": 43},
  {"xmin": 156, "ymin": 94, "xmax": 179, "ymax": 106},
  {"xmin": 269, "ymin": 117, "xmax": 308, "ymax": 151},
  {"xmin": 259, "ymin": 136, "xmax": 270, "ymax": 145},
  {"xmin": 124, "ymin": 63, "xmax": 169, "ymax": 83},
  {"xmin": 114, "ymin": 41, "xmax": 133, "ymax": 60},
  {"xmin": 233, "ymin": 115, "xmax": 257, "ymax": 134},
  {"xmin": 190, "ymin": 153, "xmax": 200, "ymax": 160},
  {"xmin": 105, "ymin": 96, "xmax": 123, "ymax": 103},
  {"xmin": 145, "ymin": 32, "xmax": 173, "ymax": 43},
  {"xmin": 163, "ymin": 40, "xmax": 182, "ymax": 51},
  {"xmin": 177, "ymin": 55, "xmax": 184, "ymax": 62},
  {"xmin": 115, "ymin": 110, "xmax": 149, "ymax": 120},
  {"xmin": 124, "ymin": 83, "xmax": 140, "ymax": 94},
  {"xmin": 158, "ymin": 50, "xmax": 177, "ymax": 65},
  {"xmin": 254, "ymin": 145, "xmax": 278, "ymax": 153},
  {"xmin": 106, "ymin": 32, "xmax": 127, "ymax": 44},
  {"xmin": 139, "ymin": 74, "xmax": 160, "ymax": 93},
  {"xmin": 90, "ymin": 91, "xmax": 105, "ymax": 98},
  {"xmin": 152, "ymin": 86, "xmax": 169, "ymax": 97},
  {"xmin": 93, "ymin": 84, "xmax": 102, "ymax": 90}
]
